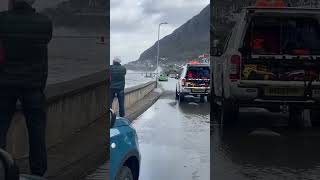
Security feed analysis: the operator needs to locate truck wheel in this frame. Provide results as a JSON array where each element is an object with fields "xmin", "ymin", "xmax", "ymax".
[
  {"xmin": 289, "ymin": 107, "xmax": 303, "ymax": 128},
  {"xmin": 215, "ymin": 98, "xmax": 238, "ymax": 127},
  {"xmin": 179, "ymin": 94, "xmax": 185, "ymax": 103},
  {"xmin": 310, "ymin": 110, "xmax": 320, "ymax": 126},
  {"xmin": 175, "ymin": 88, "xmax": 179, "ymax": 100},
  {"xmin": 212, "ymin": 97, "xmax": 221, "ymax": 124},
  {"xmin": 200, "ymin": 95, "xmax": 205, "ymax": 103},
  {"xmin": 221, "ymin": 100, "xmax": 239, "ymax": 127}
]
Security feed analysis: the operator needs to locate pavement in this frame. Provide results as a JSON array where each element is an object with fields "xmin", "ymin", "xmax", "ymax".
[{"xmin": 16, "ymin": 88, "xmax": 162, "ymax": 180}]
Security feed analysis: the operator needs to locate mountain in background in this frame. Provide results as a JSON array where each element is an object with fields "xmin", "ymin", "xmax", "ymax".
[{"xmin": 126, "ymin": 4, "xmax": 210, "ymax": 70}]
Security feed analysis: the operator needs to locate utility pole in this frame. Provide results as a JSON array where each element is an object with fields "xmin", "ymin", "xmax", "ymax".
[{"xmin": 156, "ymin": 22, "xmax": 168, "ymax": 88}]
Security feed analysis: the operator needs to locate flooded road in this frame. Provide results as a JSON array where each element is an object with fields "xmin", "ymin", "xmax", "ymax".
[
  {"xmin": 212, "ymin": 109, "xmax": 320, "ymax": 180},
  {"xmin": 87, "ymin": 78, "xmax": 210, "ymax": 180},
  {"xmin": 132, "ymin": 79, "xmax": 210, "ymax": 180}
]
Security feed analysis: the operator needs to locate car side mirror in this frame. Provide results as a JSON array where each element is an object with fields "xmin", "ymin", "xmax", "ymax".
[
  {"xmin": 109, "ymin": 109, "xmax": 116, "ymax": 128},
  {"xmin": 0, "ymin": 149, "xmax": 19, "ymax": 180}
]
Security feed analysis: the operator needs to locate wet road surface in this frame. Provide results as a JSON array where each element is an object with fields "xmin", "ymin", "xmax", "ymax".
[
  {"xmin": 212, "ymin": 108, "xmax": 320, "ymax": 180},
  {"xmin": 132, "ymin": 79, "xmax": 210, "ymax": 180},
  {"xmin": 86, "ymin": 78, "xmax": 210, "ymax": 180}
]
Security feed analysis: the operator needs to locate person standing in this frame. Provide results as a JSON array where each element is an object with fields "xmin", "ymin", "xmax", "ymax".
[
  {"xmin": 0, "ymin": 0, "xmax": 52, "ymax": 176},
  {"xmin": 109, "ymin": 57, "xmax": 127, "ymax": 117}
]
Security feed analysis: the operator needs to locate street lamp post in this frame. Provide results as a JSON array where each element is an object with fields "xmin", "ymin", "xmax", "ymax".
[{"xmin": 156, "ymin": 22, "xmax": 168, "ymax": 88}]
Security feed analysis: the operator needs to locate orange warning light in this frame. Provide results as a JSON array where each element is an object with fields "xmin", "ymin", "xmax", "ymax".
[{"xmin": 189, "ymin": 60, "xmax": 200, "ymax": 64}]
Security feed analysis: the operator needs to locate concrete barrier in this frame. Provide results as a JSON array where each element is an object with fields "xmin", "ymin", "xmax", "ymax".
[
  {"xmin": 6, "ymin": 71, "xmax": 108, "ymax": 159},
  {"xmin": 111, "ymin": 81, "xmax": 156, "ymax": 114}
]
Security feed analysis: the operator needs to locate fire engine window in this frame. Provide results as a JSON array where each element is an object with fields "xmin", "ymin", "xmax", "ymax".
[{"xmin": 186, "ymin": 67, "xmax": 210, "ymax": 79}]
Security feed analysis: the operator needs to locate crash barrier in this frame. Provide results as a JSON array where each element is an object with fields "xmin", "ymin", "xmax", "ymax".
[
  {"xmin": 6, "ymin": 71, "xmax": 108, "ymax": 159},
  {"xmin": 111, "ymin": 81, "xmax": 157, "ymax": 116}
]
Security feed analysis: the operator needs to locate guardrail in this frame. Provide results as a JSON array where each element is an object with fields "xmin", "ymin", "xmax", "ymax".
[{"xmin": 111, "ymin": 81, "xmax": 157, "ymax": 116}]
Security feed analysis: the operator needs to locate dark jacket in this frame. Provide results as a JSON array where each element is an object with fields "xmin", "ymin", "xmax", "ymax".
[
  {"xmin": 110, "ymin": 62, "xmax": 126, "ymax": 90},
  {"xmin": 0, "ymin": 2, "xmax": 53, "ymax": 89}
]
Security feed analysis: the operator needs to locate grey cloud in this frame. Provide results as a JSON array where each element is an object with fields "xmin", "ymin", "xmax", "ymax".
[{"xmin": 111, "ymin": 0, "xmax": 209, "ymax": 63}]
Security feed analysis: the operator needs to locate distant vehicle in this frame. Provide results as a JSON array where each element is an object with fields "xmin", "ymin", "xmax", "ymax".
[
  {"xmin": 0, "ymin": 149, "xmax": 46, "ymax": 180},
  {"xmin": 212, "ymin": 3, "xmax": 320, "ymax": 126},
  {"xmin": 169, "ymin": 74, "xmax": 177, "ymax": 78},
  {"xmin": 110, "ymin": 109, "xmax": 140, "ymax": 180},
  {"xmin": 176, "ymin": 61, "xmax": 210, "ymax": 103},
  {"xmin": 158, "ymin": 74, "xmax": 168, "ymax": 81}
]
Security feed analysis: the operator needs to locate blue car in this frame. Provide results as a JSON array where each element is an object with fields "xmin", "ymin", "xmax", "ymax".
[{"xmin": 109, "ymin": 109, "xmax": 141, "ymax": 180}]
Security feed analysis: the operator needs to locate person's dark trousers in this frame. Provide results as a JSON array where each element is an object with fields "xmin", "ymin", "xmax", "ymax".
[
  {"xmin": 109, "ymin": 88, "xmax": 125, "ymax": 117},
  {"xmin": 0, "ymin": 87, "xmax": 47, "ymax": 176}
]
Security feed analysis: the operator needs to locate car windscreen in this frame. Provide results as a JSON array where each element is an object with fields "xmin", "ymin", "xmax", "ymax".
[
  {"xmin": 186, "ymin": 66, "xmax": 210, "ymax": 79},
  {"xmin": 243, "ymin": 16, "xmax": 320, "ymax": 55}
]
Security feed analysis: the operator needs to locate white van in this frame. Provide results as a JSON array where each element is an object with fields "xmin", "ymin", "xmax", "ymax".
[{"xmin": 212, "ymin": 6, "xmax": 320, "ymax": 126}]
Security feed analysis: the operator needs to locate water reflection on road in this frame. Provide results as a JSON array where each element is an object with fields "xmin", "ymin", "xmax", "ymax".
[
  {"xmin": 212, "ymin": 108, "xmax": 320, "ymax": 180},
  {"xmin": 86, "ymin": 79, "xmax": 210, "ymax": 180},
  {"xmin": 132, "ymin": 79, "xmax": 210, "ymax": 180}
]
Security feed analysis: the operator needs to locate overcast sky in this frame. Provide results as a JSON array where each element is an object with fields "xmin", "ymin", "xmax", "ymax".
[{"xmin": 111, "ymin": 0, "xmax": 209, "ymax": 64}]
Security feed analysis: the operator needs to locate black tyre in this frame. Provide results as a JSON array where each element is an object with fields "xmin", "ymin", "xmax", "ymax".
[
  {"xmin": 116, "ymin": 166, "xmax": 134, "ymax": 180},
  {"xmin": 200, "ymin": 95, "xmax": 205, "ymax": 103},
  {"xmin": 289, "ymin": 107, "xmax": 303, "ymax": 129},
  {"xmin": 179, "ymin": 94, "xmax": 185, "ymax": 103},
  {"xmin": 175, "ymin": 88, "xmax": 179, "ymax": 100},
  {"xmin": 212, "ymin": 97, "xmax": 221, "ymax": 124},
  {"xmin": 310, "ymin": 110, "xmax": 320, "ymax": 126},
  {"xmin": 219, "ymin": 99, "xmax": 239, "ymax": 127}
]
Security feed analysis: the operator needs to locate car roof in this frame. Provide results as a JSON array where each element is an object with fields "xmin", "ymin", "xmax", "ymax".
[{"xmin": 243, "ymin": 7, "xmax": 320, "ymax": 15}]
